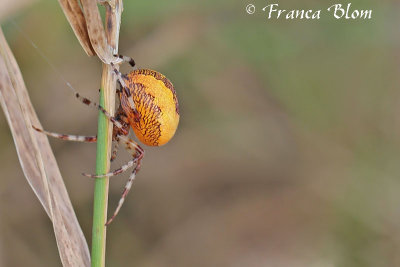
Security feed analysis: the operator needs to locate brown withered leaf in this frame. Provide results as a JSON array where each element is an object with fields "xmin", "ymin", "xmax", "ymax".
[
  {"xmin": 57, "ymin": 0, "xmax": 95, "ymax": 56},
  {"xmin": 0, "ymin": 28, "xmax": 90, "ymax": 267},
  {"xmin": 79, "ymin": 0, "xmax": 122, "ymax": 64}
]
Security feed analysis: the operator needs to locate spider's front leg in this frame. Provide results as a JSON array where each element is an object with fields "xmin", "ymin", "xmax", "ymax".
[
  {"xmin": 110, "ymin": 62, "xmax": 131, "ymax": 97},
  {"xmin": 110, "ymin": 62, "xmax": 143, "ymax": 119},
  {"xmin": 113, "ymin": 54, "xmax": 136, "ymax": 68}
]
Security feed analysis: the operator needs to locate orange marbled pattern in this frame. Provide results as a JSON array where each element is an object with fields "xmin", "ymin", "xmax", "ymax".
[{"xmin": 120, "ymin": 69, "xmax": 179, "ymax": 146}]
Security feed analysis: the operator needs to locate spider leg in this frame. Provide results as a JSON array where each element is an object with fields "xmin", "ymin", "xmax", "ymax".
[
  {"xmin": 81, "ymin": 135, "xmax": 144, "ymax": 225},
  {"xmin": 113, "ymin": 54, "xmax": 136, "ymax": 68},
  {"xmin": 110, "ymin": 63, "xmax": 138, "ymax": 112},
  {"xmin": 105, "ymin": 160, "xmax": 142, "ymax": 226},
  {"xmin": 82, "ymin": 135, "xmax": 144, "ymax": 178},
  {"xmin": 110, "ymin": 63, "xmax": 130, "ymax": 95},
  {"xmin": 106, "ymin": 136, "xmax": 144, "ymax": 225},
  {"xmin": 110, "ymin": 141, "xmax": 119, "ymax": 162},
  {"xmin": 74, "ymin": 92, "xmax": 126, "ymax": 133},
  {"xmin": 32, "ymin": 126, "xmax": 97, "ymax": 142},
  {"xmin": 34, "ymin": 94, "xmax": 127, "ymax": 142}
]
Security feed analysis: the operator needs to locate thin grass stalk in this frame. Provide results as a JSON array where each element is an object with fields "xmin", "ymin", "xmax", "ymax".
[{"xmin": 91, "ymin": 1, "xmax": 122, "ymax": 266}]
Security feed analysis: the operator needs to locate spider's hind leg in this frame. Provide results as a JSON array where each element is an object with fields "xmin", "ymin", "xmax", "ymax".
[
  {"xmin": 110, "ymin": 141, "xmax": 119, "ymax": 162},
  {"xmin": 83, "ymin": 135, "xmax": 143, "ymax": 178},
  {"xmin": 33, "ymin": 126, "xmax": 97, "ymax": 143},
  {"xmin": 106, "ymin": 135, "xmax": 144, "ymax": 225},
  {"xmin": 82, "ymin": 135, "xmax": 144, "ymax": 225}
]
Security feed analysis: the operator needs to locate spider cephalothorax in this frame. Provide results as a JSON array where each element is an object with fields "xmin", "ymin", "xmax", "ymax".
[{"xmin": 34, "ymin": 55, "xmax": 179, "ymax": 225}]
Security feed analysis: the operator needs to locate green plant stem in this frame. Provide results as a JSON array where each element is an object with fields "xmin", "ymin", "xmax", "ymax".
[
  {"xmin": 91, "ymin": 1, "xmax": 122, "ymax": 266},
  {"xmin": 91, "ymin": 82, "xmax": 111, "ymax": 267}
]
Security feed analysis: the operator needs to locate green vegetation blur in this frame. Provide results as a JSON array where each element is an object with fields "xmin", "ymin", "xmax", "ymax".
[{"xmin": 1, "ymin": 0, "xmax": 399, "ymax": 266}]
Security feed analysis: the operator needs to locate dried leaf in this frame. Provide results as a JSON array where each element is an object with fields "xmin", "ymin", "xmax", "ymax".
[
  {"xmin": 0, "ymin": 28, "xmax": 90, "ymax": 267},
  {"xmin": 79, "ymin": 0, "xmax": 122, "ymax": 64},
  {"xmin": 58, "ymin": 0, "xmax": 95, "ymax": 56}
]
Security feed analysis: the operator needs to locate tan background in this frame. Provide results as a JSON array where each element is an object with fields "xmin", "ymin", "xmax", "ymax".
[{"xmin": 1, "ymin": 0, "xmax": 399, "ymax": 266}]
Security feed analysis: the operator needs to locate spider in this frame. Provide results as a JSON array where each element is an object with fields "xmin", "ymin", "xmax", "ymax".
[{"xmin": 33, "ymin": 55, "xmax": 180, "ymax": 225}]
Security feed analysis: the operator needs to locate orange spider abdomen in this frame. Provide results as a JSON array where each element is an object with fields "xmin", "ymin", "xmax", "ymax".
[{"xmin": 120, "ymin": 69, "xmax": 180, "ymax": 146}]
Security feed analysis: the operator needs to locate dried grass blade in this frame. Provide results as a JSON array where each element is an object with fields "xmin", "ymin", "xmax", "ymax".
[
  {"xmin": 0, "ymin": 28, "xmax": 90, "ymax": 267},
  {"xmin": 79, "ymin": 0, "xmax": 120, "ymax": 64},
  {"xmin": 58, "ymin": 0, "xmax": 95, "ymax": 56}
]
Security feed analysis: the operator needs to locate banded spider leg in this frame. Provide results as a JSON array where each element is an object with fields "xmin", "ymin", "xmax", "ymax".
[
  {"xmin": 114, "ymin": 54, "xmax": 136, "ymax": 68},
  {"xmin": 33, "ymin": 54, "xmax": 144, "ymax": 225},
  {"xmin": 87, "ymin": 135, "xmax": 144, "ymax": 226}
]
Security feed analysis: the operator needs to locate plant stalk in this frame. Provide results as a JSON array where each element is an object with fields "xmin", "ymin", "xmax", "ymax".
[{"xmin": 91, "ymin": 1, "xmax": 122, "ymax": 266}]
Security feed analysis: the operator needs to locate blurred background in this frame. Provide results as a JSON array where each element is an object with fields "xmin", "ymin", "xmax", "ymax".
[{"xmin": 0, "ymin": 0, "xmax": 399, "ymax": 266}]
